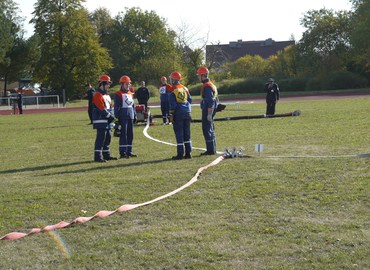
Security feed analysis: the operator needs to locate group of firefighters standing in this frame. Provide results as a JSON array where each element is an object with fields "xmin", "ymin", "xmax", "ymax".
[{"xmin": 90, "ymin": 67, "xmax": 219, "ymax": 162}]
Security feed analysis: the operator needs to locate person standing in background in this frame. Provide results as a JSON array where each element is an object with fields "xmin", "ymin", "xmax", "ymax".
[
  {"xmin": 159, "ymin": 76, "xmax": 173, "ymax": 125},
  {"xmin": 86, "ymin": 83, "xmax": 95, "ymax": 124},
  {"xmin": 16, "ymin": 88, "xmax": 23, "ymax": 114},
  {"xmin": 264, "ymin": 78, "xmax": 280, "ymax": 116},
  {"xmin": 135, "ymin": 81, "xmax": 150, "ymax": 110}
]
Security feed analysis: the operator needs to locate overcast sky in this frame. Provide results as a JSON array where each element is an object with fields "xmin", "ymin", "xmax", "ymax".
[{"xmin": 17, "ymin": 0, "xmax": 352, "ymax": 43}]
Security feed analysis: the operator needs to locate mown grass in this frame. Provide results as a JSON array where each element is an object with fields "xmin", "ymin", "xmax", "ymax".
[{"xmin": 0, "ymin": 97, "xmax": 369, "ymax": 269}]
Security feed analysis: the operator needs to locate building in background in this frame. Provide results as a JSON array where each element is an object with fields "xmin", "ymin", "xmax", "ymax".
[{"xmin": 206, "ymin": 38, "xmax": 295, "ymax": 69}]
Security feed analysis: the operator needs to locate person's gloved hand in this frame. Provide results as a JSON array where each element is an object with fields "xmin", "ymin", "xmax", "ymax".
[{"xmin": 108, "ymin": 115, "xmax": 115, "ymax": 123}]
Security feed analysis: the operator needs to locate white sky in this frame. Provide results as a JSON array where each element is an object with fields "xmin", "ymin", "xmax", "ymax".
[{"xmin": 17, "ymin": 0, "xmax": 352, "ymax": 43}]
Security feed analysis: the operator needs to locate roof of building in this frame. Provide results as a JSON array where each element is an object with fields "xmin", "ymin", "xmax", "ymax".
[{"xmin": 206, "ymin": 38, "xmax": 295, "ymax": 64}]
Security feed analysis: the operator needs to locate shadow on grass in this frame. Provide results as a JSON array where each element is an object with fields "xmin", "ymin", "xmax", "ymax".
[
  {"xmin": 0, "ymin": 158, "xmax": 176, "ymax": 176},
  {"xmin": 38, "ymin": 157, "xmax": 175, "ymax": 176},
  {"xmin": 0, "ymin": 161, "xmax": 95, "ymax": 175}
]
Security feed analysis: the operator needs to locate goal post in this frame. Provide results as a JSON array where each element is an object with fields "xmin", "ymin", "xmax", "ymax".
[{"xmin": 0, "ymin": 95, "xmax": 60, "ymax": 110}]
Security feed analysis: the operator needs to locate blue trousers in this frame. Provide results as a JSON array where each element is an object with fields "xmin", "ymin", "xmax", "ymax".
[
  {"xmin": 160, "ymin": 101, "xmax": 170, "ymax": 124},
  {"xmin": 94, "ymin": 129, "xmax": 112, "ymax": 160},
  {"xmin": 202, "ymin": 109, "xmax": 217, "ymax": 154},
  {"xmin": 119, "ymin": 118, "xmax": 134, "ymax": 155},
  {"xmin": 173, "ymin": 113, "xmax": 192, "ymax": 156}
]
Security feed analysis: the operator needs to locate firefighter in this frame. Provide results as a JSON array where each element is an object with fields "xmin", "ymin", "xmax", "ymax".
[
  {"xmin": 264, "ymin": 78, "xmax": 280, "ymax": 115},
  {"xmin": 169, "ymin": 71, "xmax": 192, "ymax": 160},
  {"xmin": 114, "ymin": 75, "xmax": 137, "ymax": 158},
  {"xmin": 197, "ymin": 67, "xmax": 218, "ymax": 155},
  {"xmin": 92, "ymin": 75, "xmax": 117, "ymax": 162},
  {"xmin": 159, "ymin": 76, "xmax": 173, "ymax": 125}
]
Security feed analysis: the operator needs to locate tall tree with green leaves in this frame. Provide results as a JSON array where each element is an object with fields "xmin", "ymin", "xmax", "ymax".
[
  {"xmin": 0, "ymin": 0, "xmax": 23, "ymax": 96},
  {"xmin": 349, "ymin": 0, "xmax": 370, "ymax": 76},
  {"xmin": 89, "ymin": 7, "xmax": 114, "ymax": 52},
  {"xmin": 269, "ymin": 45, "xmax": 298, "ymax": 77},
  {"xmin": 108, "ymin": 7, "xmax": 179, "ymax": 84},
  {"xmin": 31, "ymin": 0, "xmax": 112, "ymax": 98},
  {"xmin": 296, "ymin": 8, "xmax": 352, "ymax": 76}
]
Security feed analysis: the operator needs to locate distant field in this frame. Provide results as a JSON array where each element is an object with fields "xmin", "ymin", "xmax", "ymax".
[{"xmin": 0, "ymin": 97, "xmax": 369, "ymax": 269}]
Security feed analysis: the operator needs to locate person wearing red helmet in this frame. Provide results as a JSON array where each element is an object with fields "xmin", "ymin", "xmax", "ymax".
[
  {"xmin": 197, "ymin": 66, "xmax": 218, "ymax": 155},
  {"xmin": 159, "ymin": 76, "xmax": 173, "ymax": 125},
  {"xmin": 114, "ymin": 75, "xmax": 137, "ymax": 158},
  {"xmin": 92, "ymin": 75, "xmax": 117, "ymax": 162},
  {"xmin": 169, "ymin": 71, "xmax": 193, "ymax": 160}
]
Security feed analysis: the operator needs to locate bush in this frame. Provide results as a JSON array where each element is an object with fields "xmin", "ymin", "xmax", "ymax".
[
  {"xmin": 278, "ymin": 77, "xmax": 308, "ymax": 92},
  {"xmin": 188, "ymin": 83, "xmax": 202, "ymax": 96},
  {"xmin": 147, "ymin": 84, "xmax": 159, "ymax": 98},
  {"xmin": 321, "ymin": 71, "xmax": 368, "ymax": 90},
  {"xmin": 305, "ymin": 78, "xmax": 323, "ymax": 91},
  {"xmin": 218, "ymin": 78, "xmax": 266, "ymax": 94}
]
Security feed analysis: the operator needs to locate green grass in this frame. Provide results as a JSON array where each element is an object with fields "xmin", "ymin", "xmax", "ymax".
[{"xmin": 0, "ymin": 97, "xmax": 369, "ymax": 269}]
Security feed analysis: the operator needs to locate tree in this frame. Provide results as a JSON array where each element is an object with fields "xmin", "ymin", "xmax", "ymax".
[
  {"xmin": 0, "ymin": 0, "xmax": 22, "ymax": 95},
  {"xmin": 296, "ymin": 8, "xmax": 352, "ymax": 76},
  {"xmin": 349, "ymin": 0, "xmax": 370, "ymax": 74},
  {"xmin": 108, "ymin": 7, "xmax": 179, "ymax": 84},
  {"xmin": 175, "ymin": 22, "xmax": 207, "ymax": 84},
  {"xmin": 89, "ymin": 7, "xmax": 115, "ymax": 51},
  {"xmin": 31, "ymin": 0, "xmax": 112, "ymax": 98},
  {"xmin": 224, "ymin": 55, "xmax": 269, "ymax": 79},
  {"xmin": 269, "ymin": 45, "xmax": 298, "ymax": 77}
]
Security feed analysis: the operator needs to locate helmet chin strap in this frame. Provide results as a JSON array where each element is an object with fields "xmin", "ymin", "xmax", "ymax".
[{"xmin": 121, "ymin": 86, "xmax": 129, "ymax": 92}]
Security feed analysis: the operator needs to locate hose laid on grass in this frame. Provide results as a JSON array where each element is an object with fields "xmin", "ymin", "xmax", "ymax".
[{"xmin": 0, "ymin": 116, "xmax": 226, "ymax": 241}]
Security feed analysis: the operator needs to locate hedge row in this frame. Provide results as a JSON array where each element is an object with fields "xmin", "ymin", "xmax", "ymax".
[{"xmin": 187, "ymin": 71, "xmax": 369, "ymax": 95}]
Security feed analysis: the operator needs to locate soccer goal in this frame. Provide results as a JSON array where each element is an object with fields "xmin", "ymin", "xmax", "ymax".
[{"xmin": 0, "ymin": 95, "xmax": 60, "ymax": 111}]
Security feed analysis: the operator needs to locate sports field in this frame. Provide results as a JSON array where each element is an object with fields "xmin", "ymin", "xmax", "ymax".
[{"xmin": 0, "ymin": 95, "xmax": 369, "ymax": 269}]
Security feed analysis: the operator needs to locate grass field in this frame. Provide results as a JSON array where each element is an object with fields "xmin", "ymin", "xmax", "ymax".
[{"xmin": 0, "ymin": 97, "xmax": 369, "ymax": 269}]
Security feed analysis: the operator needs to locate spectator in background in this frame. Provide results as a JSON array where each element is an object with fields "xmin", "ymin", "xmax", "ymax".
[
  {"xmin": 135, "ymin": 81, "xmax": 150, "ymax": 110},
  {"xmin": 86, "ymin": 83, "xmax": 95, "ymax": 124},
  {"xmin": 264, "ymin": 78, "xmax": 280, "ymax": 116},
  {"xmin": 159, "ymin": 76, "xmax": 173, "ymax": 125},
  {"xmin": 17, "ymin": 88, "xmax": 23, "ymax": 114}
]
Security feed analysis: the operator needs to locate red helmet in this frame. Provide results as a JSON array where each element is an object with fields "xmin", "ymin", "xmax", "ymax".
[
  {"xmin": 161, "ymin": 76, "xmax": 167, "ymax": 81},
  {"xmin": 98, "ymin": 75, "xmax": 112, "ymax": 83},
  {"xmin": 196, "ymin": 67, "xmax": 209, "ymax": 75},
  {"xmin": 170, "ymin": 71, "xmax": 182, "ymax": 81},
  {"xmin": 119, "ymin": 75, "xmax": 131, "ymax": 84}
]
